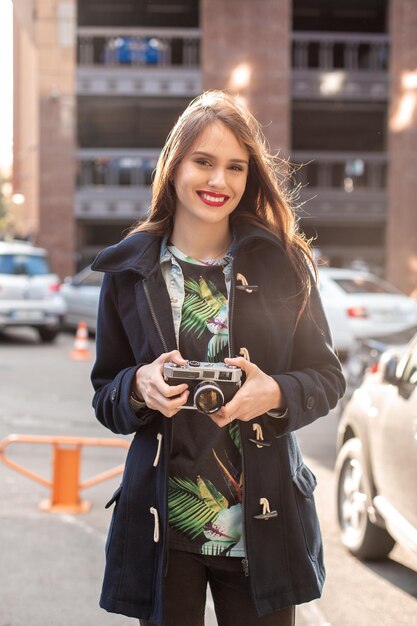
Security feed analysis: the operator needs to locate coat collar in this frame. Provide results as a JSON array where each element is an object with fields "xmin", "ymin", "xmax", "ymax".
[
  {"xmin": 91, "ymin": 231, "xmax": 162, "ymax": 277},
  {"xmin": 91, "ymin": 222, "xmax": 284, "ymax": 277}
]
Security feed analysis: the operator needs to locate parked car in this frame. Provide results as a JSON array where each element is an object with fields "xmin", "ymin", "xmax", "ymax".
[
  {"xmin": 0, "ymin": 240, "xmax": 65, "ymax": 342},
  {"xmin": 318, "ymin": 266, "xmax": 417, "ymax": 360},
  {"xmin": 335, "ymin": 334, "xmax": 417, "ymax": 560},
  {"xmin": 60, "ymin": 266, "xmax": 103, "ymax": 334},
  {"xmin": 317, "ymin": 275, "xmax": 354, "ymax": 361}
]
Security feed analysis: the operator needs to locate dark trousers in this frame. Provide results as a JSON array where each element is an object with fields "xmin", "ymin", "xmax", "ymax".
[{"xmin": 140, "ymin": 550, "xmax": 295, "ymax": 626}]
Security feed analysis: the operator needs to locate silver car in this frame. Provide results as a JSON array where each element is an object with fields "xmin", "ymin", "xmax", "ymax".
[
  {"xmin": 0, "ymin": 240, "xmax": 66, "ymax": 342},
  {"xmin": 60, "ymin": 265, "xmax": 103, "ymax": 334}
]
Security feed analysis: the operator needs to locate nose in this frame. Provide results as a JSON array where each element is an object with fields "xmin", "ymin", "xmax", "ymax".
[{"xmin": 207, "ymin": 167, "xmax": 227, "ymax": 189}]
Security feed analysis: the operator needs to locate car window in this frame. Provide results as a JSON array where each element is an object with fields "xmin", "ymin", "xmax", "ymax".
[
  {"xmin": 333, "ymin": 277, "xmax": 400, "ymax": 295},
  {"xmin": 0, "ymin": 254, "xmax": 51, "ymax": 276}
]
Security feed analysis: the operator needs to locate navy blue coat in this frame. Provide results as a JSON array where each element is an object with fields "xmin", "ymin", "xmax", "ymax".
[{"xmin": 91, "ymin": 222, "xmax": 345, "ymax": 625}]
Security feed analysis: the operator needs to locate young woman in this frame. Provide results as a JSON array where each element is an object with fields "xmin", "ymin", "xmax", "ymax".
[{"xmin": 91, "ymin": 91, "xmax": 345, "ymax": 626}]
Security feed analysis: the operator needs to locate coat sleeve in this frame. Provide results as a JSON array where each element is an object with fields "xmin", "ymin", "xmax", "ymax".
[
  {"xmin": 91, "ymin": 273, "xmax": 156, "ymax": 434},
  {"xmin": 269, "ymin": 272, "xmax": 346, "ymax": 436}
]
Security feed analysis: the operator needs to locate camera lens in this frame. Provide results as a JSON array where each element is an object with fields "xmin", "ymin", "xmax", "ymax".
[{"xmin": 194, "ymin": 381, "xmax": 224, "ymax": 414}]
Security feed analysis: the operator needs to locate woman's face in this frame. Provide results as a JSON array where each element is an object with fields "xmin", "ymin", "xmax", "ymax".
[{"xmin": 173, "ymin": 121, "xmax": 249, "ymax": 230}]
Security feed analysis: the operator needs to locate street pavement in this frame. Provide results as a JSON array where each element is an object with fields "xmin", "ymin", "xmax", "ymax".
[{"xmin": 1, "ymin": 329, "xmax": 416, "ymax": 626}]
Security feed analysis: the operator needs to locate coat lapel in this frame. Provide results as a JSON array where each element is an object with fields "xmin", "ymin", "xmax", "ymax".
[{"xmin": 135, "ymin": 265, "xmax": 177, "ymax": 357}]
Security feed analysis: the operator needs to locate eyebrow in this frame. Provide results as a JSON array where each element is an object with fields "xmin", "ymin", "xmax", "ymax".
[{"xmin": 191, "ymin": 150, "xmax": 249, "ymax": 165}]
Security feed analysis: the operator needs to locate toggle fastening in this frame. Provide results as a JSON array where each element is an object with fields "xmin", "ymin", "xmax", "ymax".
[
  {"xmin": 153, "ymin": 433, "xmax": 163, "ymax": 467},
  {"xmin": 150, "ymin": 507, "xmax": 160, "ymax": 542},
  {"xmin": 253, "ymin": 497, "xmax": 278, "ymax": 520},
  {"xmin": 249, "ymin": 423, "xmax": 271, "ymax": 448},
  {"xmin": 239, "ymin": 347, "xmax": 251, "ymax": 361},
  {"xmin": 236, "ymin": 273, "xmax": 259, "ymax": 293}
]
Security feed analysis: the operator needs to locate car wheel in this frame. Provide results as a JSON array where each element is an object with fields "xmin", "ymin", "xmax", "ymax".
[
  {"xmin": 37, "ymin": 327, "xmax": 58, "ymax": 343},
  {"xmin": 335, "ymin": 438, "xmax": 395, "ymax": 560}
]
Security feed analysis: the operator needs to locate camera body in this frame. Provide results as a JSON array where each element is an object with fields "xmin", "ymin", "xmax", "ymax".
[{"xmin": 163, "ymin": 360, "xmax": 242, "ymax": 414}]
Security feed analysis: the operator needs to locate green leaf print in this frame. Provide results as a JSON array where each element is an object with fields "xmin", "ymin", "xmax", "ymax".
[
  {"xmin": 207, "ymin": 333, "xmax": 229, "ymax": 360},
  {"xmin": 197, "ymin": 475, "xmax": 229, "ymax": 510},
  {"xmin": 228, "ymin": 422, "xmax": 241, "ymax": 453},
  {"xmin": 182, "ymin": 276, "xmax": 228, "ymax": 361},
  {"xmin": 168, "ymin": 476, "xmax": 227, "ymax": 540},
  {"xmin": 169, "ymin": 448, "xmax": 244, "ymax": 554}
]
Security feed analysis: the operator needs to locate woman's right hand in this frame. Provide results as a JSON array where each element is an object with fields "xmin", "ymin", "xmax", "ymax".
[{"xmin": 132, "ymin": 350, "xmax": 189, "ymax": 418}]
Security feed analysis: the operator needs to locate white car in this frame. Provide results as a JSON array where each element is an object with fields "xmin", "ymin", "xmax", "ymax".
[
  {"xmin": 318, "ymin": 267, "xmax": 417, "ymax": 359},
  {"xmin": 60, "ymin": 265, "xmax": 103, "ymax": 334},
  {"xmin": 335, "ymin": 337, "xmax": 417, "ymax": 560},
  {"xmin": 0, "ymin": 240, "xmax": 66, "ymax": 342}
]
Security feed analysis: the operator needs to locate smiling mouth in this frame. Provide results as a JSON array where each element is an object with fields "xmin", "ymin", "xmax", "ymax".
[{"xmin": 197, "ymin": 191, "xmax": 230, "ymax": 206}]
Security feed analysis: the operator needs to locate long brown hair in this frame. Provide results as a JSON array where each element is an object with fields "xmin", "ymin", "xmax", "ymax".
[{"xmin": 129, "ymin": 90, "xmax": 316, "ymax": 317}]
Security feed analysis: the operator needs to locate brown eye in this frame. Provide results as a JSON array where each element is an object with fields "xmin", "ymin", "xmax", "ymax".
[{"xmin": 196, "ymin": 159, "xmax": 211, "ymax": 167}]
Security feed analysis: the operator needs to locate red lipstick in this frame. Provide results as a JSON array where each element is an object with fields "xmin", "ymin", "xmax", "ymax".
[{"xmin": 197, "ymin": 190, "xmax": 230, "ymax": 207}]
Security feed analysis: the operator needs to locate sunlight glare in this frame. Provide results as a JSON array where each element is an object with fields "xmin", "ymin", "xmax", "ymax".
[
  {"xmin": 390, "ymin": 69, "xmax": 417, "ymax": 132},
  {"xmin": 228, "ymin": 63, "xmax": 252, "ymax": 91}
]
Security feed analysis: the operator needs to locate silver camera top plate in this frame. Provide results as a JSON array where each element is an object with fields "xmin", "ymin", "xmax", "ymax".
[{"xmin": 163, "ymin": 361, "xmax": 242, "ymax": 383}]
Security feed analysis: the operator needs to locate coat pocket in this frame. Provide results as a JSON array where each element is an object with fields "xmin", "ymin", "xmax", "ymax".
[
  {"xmin": 104, "ymin": 483, "xmax": 123, "ymax": 556},
  {"xmin": 292, "ymin": 463, "xmax": 321, "ymax": 560}
]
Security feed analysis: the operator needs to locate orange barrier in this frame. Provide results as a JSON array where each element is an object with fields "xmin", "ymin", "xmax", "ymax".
[
  {"xmin": 70, "ymin": 321, "xmax": 92, "ymax": 360},
  {"xmin": 0, "ymin": 434, "xmax": 130, "ymax": 514}
]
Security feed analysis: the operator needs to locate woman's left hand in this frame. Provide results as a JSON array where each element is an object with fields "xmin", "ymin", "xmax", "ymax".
[{"xmin": 210, "ymin": 357, "xmax": 284, "ymax": 428}]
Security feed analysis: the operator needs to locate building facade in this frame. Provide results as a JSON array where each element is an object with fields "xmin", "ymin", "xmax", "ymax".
[{"xmin": 11, "ymin": 0, "xmax": 417, "ymax": 294}]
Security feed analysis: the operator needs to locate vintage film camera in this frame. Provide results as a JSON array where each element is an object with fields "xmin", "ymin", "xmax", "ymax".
[{"xmin": 163, "ymin": 360, "xmax": 242, "ymax": 414}]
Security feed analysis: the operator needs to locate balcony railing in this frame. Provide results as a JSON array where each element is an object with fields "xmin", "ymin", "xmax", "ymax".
[
  {"xmin": 76, "ymin": 148, "xmax": 160, "ymax": 187},
  {"xmin": 77, "ymin": 150, "xmax": 386, "ymax": 189},
  {"xmin": 77, "ymin": 27, "xmax": 200, "ymax": 67},
  {"xmin": 77, "ymin": 28, "xmax": 201, "ymax": 96},
  {"xmin": 75, "ymin": 186, "xmax": 152, "ymax": 220},
  {"xmin": 292, "ymin": 32, "xmax": 389, "ymax": 101},
  {"xmin": 291, "ymin": 151, "xmax": 387, "ymax": 222},
  {"xmin": 292, "ymin": 32, "xmax": 389, "ymax": 72},
  {"xmin": 292, "ymin": 151, "xmax": 386, "ymax": 189},
  {"xmin": 75, "ymin": 149, "xmax": 159, "ymax": 219},
  {"xmin": 74, "ymin": 149, "xmax": 387, "ymax": 222}
]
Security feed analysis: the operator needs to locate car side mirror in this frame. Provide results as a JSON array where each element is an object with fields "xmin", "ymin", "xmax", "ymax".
[
  {"xmin": 381, "ymin": 354, "xmax": 416, "ymax": 400},
  {"xmin": 381, "ymin": 354, "xmax": 399, "ymax": 385}
]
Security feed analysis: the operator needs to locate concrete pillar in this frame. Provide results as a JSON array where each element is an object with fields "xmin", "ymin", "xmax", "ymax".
[
  {"xmin": 12, "ymin": 0, "xmax": 39, "ymax": 240},
  {"xmin": 201, "ymin": 0, "xmax": 291, "ymax": 155},
  {"xmin": 13, "ymin": 0, "xmax": 76, "ymax": 279},
  {"xmin": 386, "ymin": 0, "xmax": 417, "ymax": 294},
  {"xmin": 36, "ymin": 0, "xmax": 76, "ymax": 278}
]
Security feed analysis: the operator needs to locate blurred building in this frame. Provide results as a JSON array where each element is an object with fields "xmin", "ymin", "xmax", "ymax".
[{"xmin": 11, "ymin": 0, "xmax": 417, "ymax": 294}]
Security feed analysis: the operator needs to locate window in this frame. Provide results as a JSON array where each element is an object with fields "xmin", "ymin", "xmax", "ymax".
[
  {"xmin": 0, "ymin": 254, "xmax": 51, "ymax": 276},
  {"xmin": 333, "ymin": 278, "xmax": 400, "ymax": 295}
]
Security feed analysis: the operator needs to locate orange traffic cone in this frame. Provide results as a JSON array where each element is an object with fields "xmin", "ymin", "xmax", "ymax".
[{"xmin": 70, "ymin": 321, "xmax": 92, "ymax": 360}]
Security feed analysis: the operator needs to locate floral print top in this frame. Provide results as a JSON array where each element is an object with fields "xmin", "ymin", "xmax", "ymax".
[{"xmin": 167, "ymin": 244, "xmax": 245, "ymax": 557}]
